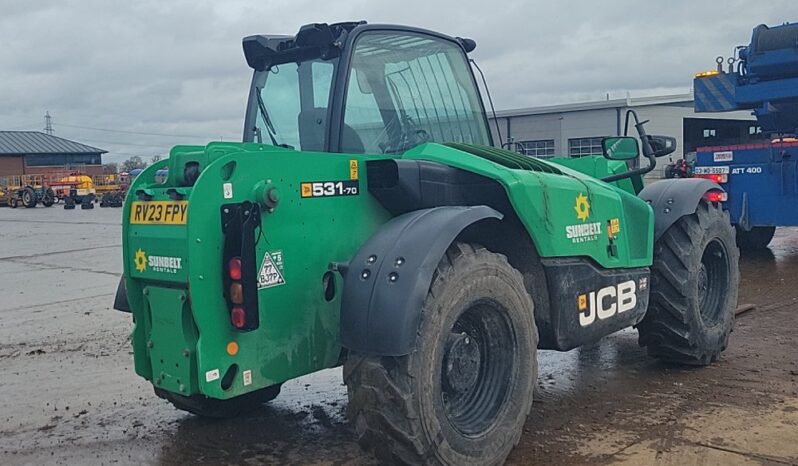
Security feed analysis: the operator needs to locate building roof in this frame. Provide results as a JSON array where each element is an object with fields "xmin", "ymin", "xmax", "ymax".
[
  {"xmin": 493, "ymin": 92, "xmax": 695, "ymax": 118},
  {"xmin": 0, "ymin": 131, "xmax": 106, "ymax": 156}
]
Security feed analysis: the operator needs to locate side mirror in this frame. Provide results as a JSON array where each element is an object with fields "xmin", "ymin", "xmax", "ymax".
[
  {"xmin": 646, "ymin": 135, "xmax": 677, "ymax": 158},
  {"xmin": 601, "ymin": 137, "xmax": 639, "ymax": 161}
]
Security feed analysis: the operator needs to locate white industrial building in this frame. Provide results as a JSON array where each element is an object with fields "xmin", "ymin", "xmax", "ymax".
[{"xmin": 489, "ymin": 93, "xmax": 759, "ymax": 178}]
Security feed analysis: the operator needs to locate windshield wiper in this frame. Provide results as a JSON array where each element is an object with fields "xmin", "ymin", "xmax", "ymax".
[{"xmin": 254, "ymin": 87, "xmax": 279, "ymax": 146}]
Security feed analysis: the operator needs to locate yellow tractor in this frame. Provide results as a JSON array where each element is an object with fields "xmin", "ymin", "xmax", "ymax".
[{"xmin": 4, "ymin": 175, "xmax": 55, "ymax": 208}]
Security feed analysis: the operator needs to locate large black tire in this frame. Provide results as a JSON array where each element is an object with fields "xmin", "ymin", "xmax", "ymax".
[
  {"xmin": 736, "ymin": 226, "xmax": 775, "ymax": 250},
  {"xmin": 42, "ymin": 188, "xmax": 55, "ymax": 207},
  {"xmin": 22, "ymin": 187, "xmax": 37, "ymax": 208},
  {"xmin": 344, "ymin": 243, "xmax": 538, "ymax": 465},
  {"xmin": 638, "ymin": 201, "xmax": 740, "ymax": 365},
  {"xmin": 155, "ymin": 383, "xmax": 281, "ymax": 419},
  {"xmin": 9, "ymin": 197, "xmax": 18, "ymax": 208}
]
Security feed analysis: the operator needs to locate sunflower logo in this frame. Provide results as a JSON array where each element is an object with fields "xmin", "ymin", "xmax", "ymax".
[
  {"xmin": 134, "ymin": 249, "xmax": 147, "ymax": 272},
  {"xmin": 574, "ymin": 193, "xmax": 590, "ymax": 222}
]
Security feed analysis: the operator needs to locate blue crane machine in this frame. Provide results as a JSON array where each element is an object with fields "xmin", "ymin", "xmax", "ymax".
[{"xmin": 693, "ymin": 22, "xmax": 798, "ymax": 249}]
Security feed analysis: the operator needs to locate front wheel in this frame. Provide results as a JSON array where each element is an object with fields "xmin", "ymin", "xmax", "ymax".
[
  {"xmin": 736, "ymin": 226, "xmax": 775, "ymax": 250},
  {"xmin": 42, "ymin": 188, "xmax": 55, "ymax": 207},
  {"xmin": 638, "ymin": 201, "xmax": 740, "ymax": 365},
  {"xmin": 344, "ymin": 243, "xmax": 538, "ymax": 465}
]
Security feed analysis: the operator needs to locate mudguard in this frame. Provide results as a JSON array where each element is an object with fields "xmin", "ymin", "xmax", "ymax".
[
  {"xmin": 113, "ymin": 277, "xmax": 131, "ymax": 313},
  {"xmin": 339, "ymin": 205, "xmax": 502, "ymax": 356},
  {"xmin": 638, "ymin": 178, "xmax": 723, "ymax": 240}
]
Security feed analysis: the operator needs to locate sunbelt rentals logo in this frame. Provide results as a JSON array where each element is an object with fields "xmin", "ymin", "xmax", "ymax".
[
  {"xmin": 574, "ymin": 192, "xmax": 590, "ymax": 221},
  {"xmin": 133, "ymin": 248, "xmax": 183, "ymax": 274},
  {"xmin": 134, "ymin": 249, "xmax": 147, "ymax": 272},
  {"xmin": 566, "ymin": 193, "xmax": 602, "ymax": 244}
]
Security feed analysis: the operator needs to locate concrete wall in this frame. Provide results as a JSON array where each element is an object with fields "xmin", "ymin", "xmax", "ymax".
[
  {"xmin": 492, "ymin": 107, "xmax": 620, "ymax": 156},
  {"xmin": 490, "ymin": 101, "xmax": 755, "ymax": 179}
]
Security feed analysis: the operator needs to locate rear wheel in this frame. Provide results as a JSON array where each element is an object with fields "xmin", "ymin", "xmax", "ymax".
[
  {"xmin": 638, "ymin": 201, "xmax": 739, "ymax": 365},
  {"xmin": 22, "ymin": 187, "xmax": 37, "ymax": 208},
  {"xmin": 735, "ymin": 226, "xmax": 775, "ymax": 250},
  {"xmin": 155, "ymin": 383, "xmax": 281, "ymax": 418},
  {"xmin": 344, "ymin": 243, "xmax": 538, "ymax": 465}
]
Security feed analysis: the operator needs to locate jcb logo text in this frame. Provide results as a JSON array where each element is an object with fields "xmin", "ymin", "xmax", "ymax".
[{"xmin": 578, "ymin": 280, "xmax": 637, "ymax": 327}]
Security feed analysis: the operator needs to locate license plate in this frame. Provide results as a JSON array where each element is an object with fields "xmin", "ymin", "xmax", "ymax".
[
  {"xmin": 130, "ymin": 201, "xmax": 188, "ymax": 225},
  {"xmin": 693, "ymin": 166, "xmax": 730, "ymax": 175}
]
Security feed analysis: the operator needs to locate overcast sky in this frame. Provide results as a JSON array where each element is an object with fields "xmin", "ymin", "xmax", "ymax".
[{"xmin": 0, "ymin": 0, "xmax": 792, "ymax": 163}]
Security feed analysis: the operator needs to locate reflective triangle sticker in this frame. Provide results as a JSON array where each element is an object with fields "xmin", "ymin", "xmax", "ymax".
[{"xmin": 257, "ymin": 250, "xmax": 286, "ymax": 289}]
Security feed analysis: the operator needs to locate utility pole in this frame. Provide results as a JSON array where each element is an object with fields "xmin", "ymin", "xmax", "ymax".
[{"xmin": 44, "ymin": 111, "xmax": 53, "ymax": 135}]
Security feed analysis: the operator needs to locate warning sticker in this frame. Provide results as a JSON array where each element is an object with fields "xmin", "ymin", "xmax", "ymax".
[
  {"xmin": 713, "ymin": 151, "xmax": 733, "ymax": 162},
  {"xmin": 243, "ymin": 370, "xmax": 252, "ymax": 386},
  {"xmin": 258, "ymin": 250, "xmax": 286, "ymax": 289},
  {"xmin": 610, "ymin": 218, "xmax": 621, "ymax": 234},
  {"xmin": 205, "ymin": 368, "xmax": 220, "ymax": 382}
]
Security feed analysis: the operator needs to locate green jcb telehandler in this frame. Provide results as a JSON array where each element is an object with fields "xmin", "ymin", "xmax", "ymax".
[{"xmin": 114, "ymin": 21, "xmax": 739, "ymax": 465}]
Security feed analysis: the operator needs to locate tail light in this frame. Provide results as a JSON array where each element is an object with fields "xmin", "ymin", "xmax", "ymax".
[
  {"xmin": 229, "ymin": 283, "xmax": 244, "ymax": 304},
  {"xmin": 703, "ymin": 190, "xmax": 728, "ymax": 203},
  {"xmin": 228, "ymin": 257, "xmax": 242, "ymax": 281},
  {"xmin": 696, "ymin": 173, "xmax": 728, "ymax": 183},
  {"xmin": 231, "ymin": 306, "xmax": 246, "ymax": 329},
  {"xmin": 221, "ymin": 202, "xmax": 260, "ymax": 331}
]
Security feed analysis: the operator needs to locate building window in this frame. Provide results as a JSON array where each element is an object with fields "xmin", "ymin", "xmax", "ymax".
[
  {"xmin": 25, "ymin": 153, "xmax": 102, "ymax": 167},
  {"xmin": 517, "ymin": 139, "xmax": 555, "ymax": 158},
  {"xmin": 568, "ymin": 137, "xmax": 603, "ymax": 158},
  {"xmin": 703, "ymin": 128, "xmax": 717, "ymax": 138}
]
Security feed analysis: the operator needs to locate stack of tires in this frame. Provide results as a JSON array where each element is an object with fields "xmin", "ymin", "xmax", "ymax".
[
  {"xmin": 81, "ymin": 195, "xmax": 95, "ymax": 209},
  {"xmin": 100, "ymin": 192, "xmax": 123, "ymax": 208}
]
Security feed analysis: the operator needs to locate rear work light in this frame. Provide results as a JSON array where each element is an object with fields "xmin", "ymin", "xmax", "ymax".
[
  {"xmin": 704, "ymin": 191, "xmax": 728, "ymax": 203},
  {"xmin": 696, "ymin": 173, "xmax": 728, "ymax": 183}
]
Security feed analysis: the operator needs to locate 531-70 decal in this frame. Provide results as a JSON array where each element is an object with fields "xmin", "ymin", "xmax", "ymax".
[{"xmin": 300, "ymin": 180, "xmax": 359, "ymax": 198}]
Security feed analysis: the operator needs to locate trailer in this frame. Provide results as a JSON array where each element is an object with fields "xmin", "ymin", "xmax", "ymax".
[{"xmin": 693, "ymin": 22, "xmax": 798, "ymax": 249}]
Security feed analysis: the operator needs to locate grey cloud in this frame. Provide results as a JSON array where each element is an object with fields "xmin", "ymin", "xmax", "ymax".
[{"xmin": 0, "ymin": 0, "xmax": 792, "ymax": 162}]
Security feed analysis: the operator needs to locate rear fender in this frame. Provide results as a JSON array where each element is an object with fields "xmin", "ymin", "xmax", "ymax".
[
  {"xmin": 638, "ymin": 178, "xmax": 723, "ymax": 240},
  {"xmin": 339, "ymin": 206, "xmax": 502, "ymax": 356}
]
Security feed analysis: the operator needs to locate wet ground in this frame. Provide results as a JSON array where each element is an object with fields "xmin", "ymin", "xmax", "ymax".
[{"xmin": 0, "ymin": 206, "xmax": 796, "ymax": 466}]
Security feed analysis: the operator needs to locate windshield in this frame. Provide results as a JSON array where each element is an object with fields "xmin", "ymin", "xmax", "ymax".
[
  {"xmin": 245, "ymin": 31, "xmax": 490, "ymax": 154},
  {"xmin": 250, "ymin": 58, "xmax": 336, "ymax": 151},
  {"xmin": 342, "ymin": 32, "xmax": 491, "ymax": 154}
]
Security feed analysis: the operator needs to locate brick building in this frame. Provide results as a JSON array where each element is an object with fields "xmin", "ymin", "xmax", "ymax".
[{"xmin": 0, "ymin": 131, "xmax": 107, "ymax": 177}]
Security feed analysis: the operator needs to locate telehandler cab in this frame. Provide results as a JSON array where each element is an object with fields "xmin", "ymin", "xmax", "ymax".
[{"xmin": 115, "ymin": 21, "xmax": 739, "ymax": 465}]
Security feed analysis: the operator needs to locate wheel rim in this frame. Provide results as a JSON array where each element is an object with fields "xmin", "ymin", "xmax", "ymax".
[
  {"xmin": 698, "ymin": 239, "xmax": 729, "ymax": 327},
  {"xmin": 441, "ymin": 299, "xmax": 515, "ymax": 436}
]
